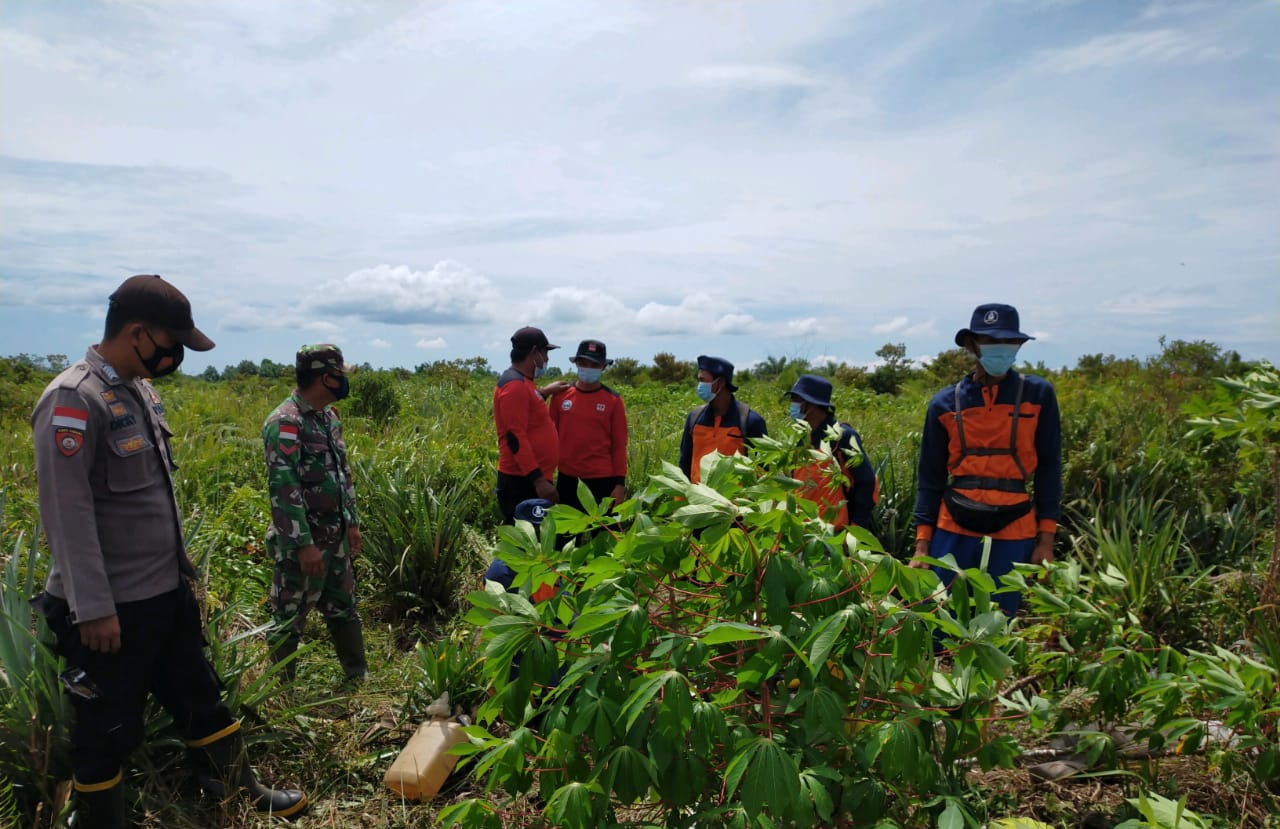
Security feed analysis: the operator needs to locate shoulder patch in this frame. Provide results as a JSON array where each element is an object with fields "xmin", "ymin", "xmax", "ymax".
[
  {"xmin": 278, "ymin": 422, "xmax": 300, "ymax": 455},
  {"xmin": 55, "ymin": 428, "xmax": 83, "ymax": 457}
]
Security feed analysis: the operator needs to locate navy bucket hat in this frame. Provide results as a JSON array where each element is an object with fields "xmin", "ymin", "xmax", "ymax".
[
  {"xmin": 954, "ymin": 303, "xmax": 1034, "ymax": 347},
  {"xmin": 788, "ymin": 374, "xmax": 834, "ymax": 410},
  {"xmin": 697, "ymin": 355, "xmax": 737, "ymax": 392}
]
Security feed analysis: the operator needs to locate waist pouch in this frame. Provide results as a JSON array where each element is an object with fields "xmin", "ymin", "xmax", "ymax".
[{"xmin": 943, "ymin": 489, "xmax": 1032, "ymax": 535}]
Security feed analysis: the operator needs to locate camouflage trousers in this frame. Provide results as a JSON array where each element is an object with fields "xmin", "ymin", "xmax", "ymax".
[{"xmin": 268, "ymin": 523, "xmax": 359, "ymax": 650}]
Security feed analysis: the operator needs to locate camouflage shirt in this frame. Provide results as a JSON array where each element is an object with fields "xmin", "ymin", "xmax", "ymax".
[{"xmin": 262, "ymin": 391, "xmax": 358, "ymax": 557}]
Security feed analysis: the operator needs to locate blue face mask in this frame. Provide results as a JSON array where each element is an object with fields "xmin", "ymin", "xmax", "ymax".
[
  {"xmin": 789, "ymin": 401, "xmax": 804, "ymax": 419},
  {"xmin": 577, "ymin": 367, "xmax": 602, "ymax": 384},
  {"xmin": 978, "ymin": 343, "xmax": 1021, "ymax": 377},
  {"xmin": 696, "ymin": 381, "xmax": 715, "ymax": 402},
  {"xmin": 532, "ymin": 351, "xmax": 548, "ymax": 379}
]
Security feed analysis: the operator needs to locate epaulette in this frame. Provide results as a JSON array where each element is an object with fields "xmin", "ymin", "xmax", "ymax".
[{"xmin": 55, "ymin": 363, "xmax": 93, "ymax": 391}]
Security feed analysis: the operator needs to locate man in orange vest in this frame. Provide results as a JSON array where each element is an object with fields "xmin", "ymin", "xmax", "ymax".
[
  {"xmin": 909, "ymin": 303, "xmax": 1061, "ymax": 616},
  {"xmin": 678, "ymin": 355, "xmax": 767, "ymax": 483}
]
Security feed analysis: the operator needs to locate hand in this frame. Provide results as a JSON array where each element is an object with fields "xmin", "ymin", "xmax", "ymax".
[
  {"xmin": 80, "ymin": 615, "xmax": 122, "ymax": 654},
  {"xmin": 296, "ymin": 544, "xmax": 324, "ymax": 578},
  {"xmin": 608, "ymin": 484, "xmax": 626, "ymax": 505},
  {"xmin": 347, "ymin": 526, "xmax": 362, "ymax": 557},
  {"xmin": 539, "ymin": 381, "xmax": 570, "ymax": 398},
  {"xmin": 908, "ymin": 538, "xmax": 932, "ymax": 569},
  {"xmin": 1030, "ymin": 532, "xmax": 1055, "ymax": 566},
  {"xmin": 534, "ymin": 477, "xmax": 559, "ymax": 503}
]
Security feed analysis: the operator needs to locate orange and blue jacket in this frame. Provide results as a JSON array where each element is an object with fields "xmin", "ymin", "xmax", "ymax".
[
  {"xmin": 914, "ymin": 370, "xmax": 1061, "ymax": 541},
  {"xmin": 794, "ymin": 417, "xmax": 878, "ymax": 530},
  {"xmin": 678, "ymin": 398, "xmax": 768, "ymax": 483},
  {"xmin": 494, "ymin": 368, "xmax": 559, "ymax": 482}
]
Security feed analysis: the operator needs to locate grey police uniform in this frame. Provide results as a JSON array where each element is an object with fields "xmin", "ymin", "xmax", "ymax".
[
  {"xmin": 34, "ymin": 347, "xmax": 191, "ymax": 622},
  {"xmin": 33, "ymin": 347, "xmax": 234, "ymax": 788}
]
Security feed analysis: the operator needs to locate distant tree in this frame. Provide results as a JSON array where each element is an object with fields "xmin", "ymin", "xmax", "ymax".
[
  {"xmin": 867, "ymin": 343, "xmax": 915, "ymax": 395},
  {"xmin": 833, "ymin": 362, "xmax": 869, "ymax": 389},
  {"xmin": 232, "ymin": 359, "xmax": 260, "ymax": 378},
  {"xmin": 198, "ymin": 365, "xmax": 222, "ymax": 382},
  {"xmin": 652, "ymin": 352, "xmax": 693, "ymax": 385},
  {"xmin": 925, "ymin": 348, "xmax": 974, "ymax": 387},
  {"xmin": 608, "ymin": 357, "xmax": 642, "ymax": 385},
  {"xmin": 258, "ymin": 358, "xmax": 289, "ymax": 379}
]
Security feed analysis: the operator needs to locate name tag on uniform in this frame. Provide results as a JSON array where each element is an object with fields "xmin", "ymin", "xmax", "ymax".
[{"xmin": 115, "ymin": 435, "xmax": 150, "ymax": 454}]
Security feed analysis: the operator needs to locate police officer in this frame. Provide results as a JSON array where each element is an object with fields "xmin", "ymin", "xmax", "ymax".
[
  {"xmin": 678, "ymin": 355, "xmax": 768, "ymax": 483},
  {"xmin": 31, "ymin": 275, "xmax": 306, "ymax": 827},
  {"xmin": 262, "ymin": 345, "xmax": 366, "ymax": 684}
]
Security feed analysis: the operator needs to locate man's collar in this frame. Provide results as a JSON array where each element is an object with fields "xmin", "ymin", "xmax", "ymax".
[
  {"xmin": 85, "ymin": 346, "xmax": 126, "ymax": 385},
  {"xmin": 290, "ymin": 389, "xmax": 319, "ymax": 414}
]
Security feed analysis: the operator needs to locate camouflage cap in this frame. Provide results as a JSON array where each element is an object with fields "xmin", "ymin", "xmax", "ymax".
[{"xmin": 296, "ymin": 344, "xmax": 347, "ymax": 373}]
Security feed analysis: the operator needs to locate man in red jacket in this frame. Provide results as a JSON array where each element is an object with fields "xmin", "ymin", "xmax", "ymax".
[
  {"xmin": 550, "ymin": 339, "xmax": 628, "ymax": 512},
  {"xmin": 493, "ymin": 327, "xmax": 567, "ymax": 522}
]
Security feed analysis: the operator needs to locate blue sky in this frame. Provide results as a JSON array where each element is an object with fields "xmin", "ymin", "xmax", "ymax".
[{"xmin": 1, "ymin": 0, "xmax": 1276, "ymax": 376}]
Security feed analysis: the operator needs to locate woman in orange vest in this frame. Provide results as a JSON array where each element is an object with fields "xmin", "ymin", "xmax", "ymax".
[{"xmin": 787, "ymin": 374, "xmax": 877, "ymax": 530}]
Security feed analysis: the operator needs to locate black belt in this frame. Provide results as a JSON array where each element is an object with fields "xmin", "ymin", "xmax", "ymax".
[{"xmin": 950, "ymin": 475, "xmax": 1027, "ymax": 494}]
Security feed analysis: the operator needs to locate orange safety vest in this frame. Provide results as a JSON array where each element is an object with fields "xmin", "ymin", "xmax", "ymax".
[{"xmin": 689, "ymin": 401, "xmax": 750, "ymax": 484}]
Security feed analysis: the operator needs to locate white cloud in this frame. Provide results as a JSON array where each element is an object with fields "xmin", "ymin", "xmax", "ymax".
[
  {"xmin": 872, "ymin": 316, "xmax": 909, "ymax": 335},
  {"xmin": 312, "ymin": 261, "xmax": 498, "ymax": 325},
  {"xmin": 369, "ymin": 337, "xmax": 391, "ymax": 349},
  {"xmin": 1037, "ymin": 28, "xmax": 1234, "ymax": 73},
  {"xmin": 689, "ymin": 63, "xmax": 820, "ymax": 90},
  {"xmin": 905, "ymin": 319, "xmax": 937, "ymax": 337},
  {"xmin": 416, "ymin": 336, "xmax": 448, "ymax": 349},
  {"xmin": 788, "ymin": 317, "xmax": 821, "ymax": 336}
]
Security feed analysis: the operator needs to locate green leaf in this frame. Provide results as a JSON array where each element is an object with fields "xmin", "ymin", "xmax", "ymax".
[
  {"xmin": 724, "ymin": 737, "xmax": 802, "ymax": 819},
  {"xmin": 701, "ymin": 621, "xmax": 772, "ymax": 646},
  {"xmin": 807, "ymin": 608, "xmax": 851, "ymax": 674},
  {"xmin": 597, "ymin": 745, "xmax": 657, "ymax": 804},
  {"xmin": 937, "ymin": 799, "xmax": 964, "ymax": 829},
  {"xmin": 544, "ymin": 781, "xmax": 604, "ymax": 829}
]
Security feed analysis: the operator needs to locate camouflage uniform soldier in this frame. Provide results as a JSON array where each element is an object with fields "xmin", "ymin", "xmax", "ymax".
[{"xmin": 262, "ymin": 344, "xmax": 367, "ymax": 683}]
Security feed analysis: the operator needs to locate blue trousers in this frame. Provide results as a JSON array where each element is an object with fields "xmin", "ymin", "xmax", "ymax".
[{"xmin": 930, "ymin": 529, "xmax": 1036, "ymax": 616}]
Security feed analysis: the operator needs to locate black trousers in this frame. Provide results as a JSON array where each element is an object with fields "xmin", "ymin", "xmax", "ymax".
[
  {"xmin": 38, "ymin": 581, "xmax": 234, "ymax": 784},
  {"xmin": 555, "ymin": 474, "xmax": 618, "ymax": 513},
  {"xmin": 495, "ymin": 471, "xmax": 540, "ymax": 524}
]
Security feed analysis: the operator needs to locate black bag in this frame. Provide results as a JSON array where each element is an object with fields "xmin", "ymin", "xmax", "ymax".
[{"xmin": 942, "ymin": 489, "xmax": 1032, "ymax": 535}]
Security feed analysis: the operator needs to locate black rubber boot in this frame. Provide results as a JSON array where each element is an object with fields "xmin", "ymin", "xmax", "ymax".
[
  {"xmin": 188, "ymin": 723, "xmax": 308, "ymax": 819},
  {"xmin": 70, "ymin": 775, "xmax": 128, "ymax": 829},
  {"xmin": 268, "ymin": 633, "xmax": 299, "ymax": 682},
  {"xmin": 326, "ymin": 617, "xmax": 368, "ymax": 682}
]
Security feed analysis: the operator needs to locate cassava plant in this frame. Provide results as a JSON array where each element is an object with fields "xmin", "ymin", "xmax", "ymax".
[{"xmin": 444, "ymin": 425, "xmax": 1029, "ymax": 829}]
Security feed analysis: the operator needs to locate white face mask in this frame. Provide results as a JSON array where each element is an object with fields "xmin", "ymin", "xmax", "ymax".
[{"xmin": 577, "ymin": 366, "xmax": 603, "ymax": 384}]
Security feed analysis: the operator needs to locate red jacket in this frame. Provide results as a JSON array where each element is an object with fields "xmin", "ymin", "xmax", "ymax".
[
  {"xmin": 549, "ymin": 384, "xmax": 628, "ymax": 483},
  {"xmin": 494, "ymin": 368, "xmax": 558, "ymax": 480}
]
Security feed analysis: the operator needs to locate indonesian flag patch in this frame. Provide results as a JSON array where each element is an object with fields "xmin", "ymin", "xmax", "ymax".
[
  {"xmin": 278, "ymin": 423, "xmax": 299, "ymax": 455},
  {"xmin": 52, "ymin": 406, "xmax": 89, "ymax": 430},
  {"xmin": 52, "ymin": 406, "xmax": 88, "ymax": 457}
]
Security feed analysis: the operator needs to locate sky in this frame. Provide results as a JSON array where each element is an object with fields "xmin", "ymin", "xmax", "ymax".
[{"xmin": 1, "ymin": 0, "xmax": 1277, "ymax": 376}]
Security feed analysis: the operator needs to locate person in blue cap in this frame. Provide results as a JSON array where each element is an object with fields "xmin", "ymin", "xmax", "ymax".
[
  {"xmin": 787, "ymin": 374, "xmax": 877, "ymax": 531},
  {"xmin": 678, "ymin": 355, "xmax": 768, "ymax": 483},
  {"xmin": 485, "ymin": 498, "xmax": 558, "ymax": 603},
  {"xmin": 910, "ymin": 303, "xmax": 1062, "ymax": 616}
]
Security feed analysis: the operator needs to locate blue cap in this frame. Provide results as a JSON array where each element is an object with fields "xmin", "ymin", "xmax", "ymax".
[
  {"xmin": 696, "ymin": 355, "xmax": 737, "ymax": 392},
  {"xmin": 514, "ymin": 498, "xmax": 554, "ymax": 524},
  {"xmin": 955, "ymin": 303, "xmax": 1034, "ymax": 346},
  {"xmin": 788, "ymin": 374, "xmax": 833, "ymax": 409}
]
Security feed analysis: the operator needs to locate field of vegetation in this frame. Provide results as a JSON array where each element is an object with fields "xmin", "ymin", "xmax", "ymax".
[{"xmin": 0, "ymin": 339, "xmax": 1276, "ymax": 829}]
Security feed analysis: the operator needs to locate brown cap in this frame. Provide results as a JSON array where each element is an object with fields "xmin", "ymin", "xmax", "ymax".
[
  {"xmin": 296, "ymin": 344, "xmax": 347, "ymax": 373},
  {"xmin": 109, "ymin": 275, "xmax": 215, "ymax": 351},
  {"xmin": 511, "ymin": 326, "xmax": 558, "ymax": 350}
]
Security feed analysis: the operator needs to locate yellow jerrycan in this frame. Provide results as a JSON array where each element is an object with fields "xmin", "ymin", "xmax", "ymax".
[{"xmin": 384, "ymin": 693, "xmax": 471, "ymax": 800}]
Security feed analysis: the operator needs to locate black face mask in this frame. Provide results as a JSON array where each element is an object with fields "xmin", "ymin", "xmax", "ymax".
[
  {"xmin": 325, "ymin": 373, "xmax": 350, "ymax": 401},
  {"xmin": 136, "ymin": 327, "xmax": 184, "ymax": 378}
]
